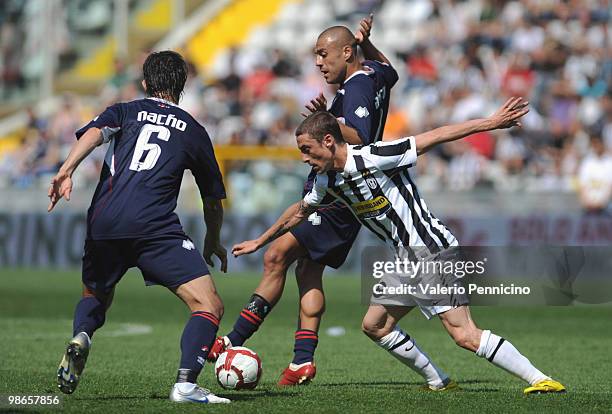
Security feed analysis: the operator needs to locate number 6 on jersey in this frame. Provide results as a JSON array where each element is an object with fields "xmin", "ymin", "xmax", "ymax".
[{"xmin": 129, "ymin": 124, "xmax": 171, "ymax": 171}]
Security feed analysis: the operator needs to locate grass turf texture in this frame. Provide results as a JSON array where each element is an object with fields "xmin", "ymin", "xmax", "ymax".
[{"xmin": 0, "ymin": 269, "xmax": 610, "ymax": 413}]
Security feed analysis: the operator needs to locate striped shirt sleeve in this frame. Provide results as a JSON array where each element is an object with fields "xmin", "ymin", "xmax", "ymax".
[{"xmin": 360, "ymin": 136, "xmax": 417, "ymax": 171}]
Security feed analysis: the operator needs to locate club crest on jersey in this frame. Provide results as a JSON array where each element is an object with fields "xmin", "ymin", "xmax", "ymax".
[
  {"xmin": 366, "ymin": 177, "xmax": 378, "ymax": 189},
  {"xmin": 354, "ymin": 106, "xmax": 370, "ymax": 118}
]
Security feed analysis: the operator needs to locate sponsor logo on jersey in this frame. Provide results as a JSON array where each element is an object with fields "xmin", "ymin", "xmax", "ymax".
[
  {"xmin": 351, "ymin": 195, "xmax": 391, "ymax": 219},
  {"xmin": 354, "ymin": 106, "xmax": 370, "ymax": 118}
]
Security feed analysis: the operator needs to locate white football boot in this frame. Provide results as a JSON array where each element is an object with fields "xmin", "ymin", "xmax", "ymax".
[
  {"xmin": 169, "ymin": 383, "xmax": 230, "ymax": 404},
  {"xmin": 57, "ymin": 332, "xmax": 91, "ymax": 394}
]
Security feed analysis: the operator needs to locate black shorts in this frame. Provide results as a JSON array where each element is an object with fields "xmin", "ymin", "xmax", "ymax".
[
  {"xmin": 82, "ymin": 233, "xmax": 209, "ymax": 294},
  {"xmin": 290, "ymin": 204, "xmax": 360, "ymax": 269}
]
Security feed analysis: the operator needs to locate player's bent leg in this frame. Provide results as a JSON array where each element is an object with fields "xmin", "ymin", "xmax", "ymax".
[
  {"xmin": 170, "ymin": 275, "xmax": 229, "ymax": 404},
  {"xmin": 296, "ymin": 258, "xmax": 326, "ymax": 333},
  {"xmin": 436, "ymin": 305, "xmax": 482, "ymax": 352},
  {"xmin": 362, "ymin": 305, "xmax": 454, "ymax": 390},
  {"xmin": 58, "ymin": 285, "xmax": 114, "ymax": 395},
  {"xmin": 438, "ymin": 306, "xmax": 565, "ymax": 393},
  {"xmin": 217, "ymin": 233, "xmax": 307, "ymax": 359},
  {"xmin": 278, "ymin": 259, "xmax": 325, "ymax": 386},
  {"xmin": 255, "ymin": 233, "xmax": 306, "ymax": 304}
]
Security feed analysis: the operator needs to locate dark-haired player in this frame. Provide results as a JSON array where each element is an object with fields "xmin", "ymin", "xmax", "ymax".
[
  {"xmin": 234, "ymin": 102, "xmax": 566, "ymax": 395},
  {"xmin": 49, "ymin": 51, "xmax": 230, "ymax": 404}
]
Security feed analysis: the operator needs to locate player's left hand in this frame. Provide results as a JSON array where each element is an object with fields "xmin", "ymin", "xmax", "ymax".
[
  {"xmin": 232, "ymin": 240, "xmax": 260, "ymax": 257},
  {"xmin": 204, "ymin": 241, "xmax": 228, "ymax": 273},
  {"xmin": 302, "ymin": 93, "xmax": 327, "ymax": 117},
  {"xmin": 489, "ymin": 97, "xmax": 530, "ymax": 129},
  {"xmin": 355, "ymin": 13, "xmax": 374, "ymax": 44},
  {"xmin": 47, "ymin": 171, "xmax": 73, "ymax": 212}
]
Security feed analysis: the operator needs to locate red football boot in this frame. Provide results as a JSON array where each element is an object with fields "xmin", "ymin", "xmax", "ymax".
[
  {"xmin": 278, "ymin": 362, "xmax": 316, "ymax": 386},
  {"xmin": 207, "ymin": 336, "xmax": 231, "ymax": 362}
]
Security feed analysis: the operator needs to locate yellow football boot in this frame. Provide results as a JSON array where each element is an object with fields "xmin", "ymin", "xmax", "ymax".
[
  {"xmin": 421, "ymin": 380, "xmax": 460, "ymax": 391},
  {"xmin": 524, "ymin": 379, "xmax": 566, "ymax": 394}
]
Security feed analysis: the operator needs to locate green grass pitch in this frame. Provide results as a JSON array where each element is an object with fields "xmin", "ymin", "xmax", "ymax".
[{"xmin": 1, "ymin": 269, "xmax": 611, "ymax": 413}]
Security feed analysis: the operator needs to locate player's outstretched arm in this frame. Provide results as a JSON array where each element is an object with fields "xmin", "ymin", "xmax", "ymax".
[
  {"xmin": 414, "ymin": 97, "xmax": 529, "ymax": 155},
  {"xmin": 47, "ymin": 127, "xmax": 103, "ymax": 212},
  {"xmin": 355, "ymin": 14, "xmax": 392, "ymax": 65},
  {"xmin": 203, "ymin": 197, "xmax": 228, "ymax": 273},
  {"xmin": 232, "ymin": 200, "xmax": 317, "ymax": 257}
]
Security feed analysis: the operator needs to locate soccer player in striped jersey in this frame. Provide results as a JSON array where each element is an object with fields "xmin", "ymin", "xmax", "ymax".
[{"xmin": 233, "ymin": 99, "xmax": 566, "ymax": 394}]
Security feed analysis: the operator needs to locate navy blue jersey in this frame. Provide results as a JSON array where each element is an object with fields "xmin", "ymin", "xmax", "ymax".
[
  {"xmin": 329, "ymin": 60, "xmax": 398, "ymax": 144},
  {"xmin": 77, "ymin": 97, "xmax": 225, "ymax": 240},
  {"xmin": 303, "ymin": 59, "xmax": 398, "ymax": 196}
]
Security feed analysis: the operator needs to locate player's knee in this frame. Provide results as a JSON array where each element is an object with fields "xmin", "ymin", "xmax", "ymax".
[
  {"xmin": 361, "ymin": 318, "xmax": 390, "ymax": 340},
  {"xmin": 301, "ymin": 300, "xmax": 325, "ymax": 319},
  {"xmin": 263, "ymin": 246, "xmax": 291, "ymax": 274}
]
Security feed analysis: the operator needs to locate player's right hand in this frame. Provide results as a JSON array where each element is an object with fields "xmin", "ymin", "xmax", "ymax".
[
  {"xmin": 47, "ymin": 171, "xmax": 73, "ymax": 212},
  {"xmin": 232, "ymin": 240, "xmax": 260, "ymax": 257}
]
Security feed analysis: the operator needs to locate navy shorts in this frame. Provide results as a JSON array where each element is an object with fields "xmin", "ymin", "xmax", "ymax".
[
  {"xmin": 290, "ymin": 203, "xmax": 360, "ymax": 269},
  {"xmin": 82, "ymin": 233, "xmax": 209, "ymax": 293}
]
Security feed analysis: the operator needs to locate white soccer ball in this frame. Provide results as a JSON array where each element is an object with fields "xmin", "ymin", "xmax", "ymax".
[{"xmin": 215, "ymin": 346, "xmax": 262, "ymax": 390}]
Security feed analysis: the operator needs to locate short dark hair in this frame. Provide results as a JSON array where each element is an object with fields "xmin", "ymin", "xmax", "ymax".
[
  {"xmin": 142, "ymin": 51, "xmax": 188, "ymax": 103},
  {"xmin": 318, "ymin": 26, "xmax": 357, "ymax": 54},
  {"xmin": 296, "ymin": 111, "xmax": 344, "ymax": 143}
]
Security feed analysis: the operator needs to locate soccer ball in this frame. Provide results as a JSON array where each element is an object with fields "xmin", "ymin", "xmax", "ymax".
[{"xmin": 215, "ymin": 347, "xmax": 262, "ymax": 390}]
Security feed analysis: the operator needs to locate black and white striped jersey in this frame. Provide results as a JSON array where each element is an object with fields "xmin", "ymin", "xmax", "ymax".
[{"xmin": 303, "ymin": 136, "xmax": 457, "ymax": 254}]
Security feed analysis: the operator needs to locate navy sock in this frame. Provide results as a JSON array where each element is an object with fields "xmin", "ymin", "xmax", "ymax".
[
  {"xmin": 177, "ymin": 311, "xmax": 219, "ymax": 383},
  {"xmin": 292, "ymin": 329, "xmax": 319, "ymax": 364},
  {"xmin": 227, "ymin": 294, "xmax": 272, "ymax": 346},
  {"xmin": 73, "ymin": 296, "xmax": 106, "ymax": 338}
]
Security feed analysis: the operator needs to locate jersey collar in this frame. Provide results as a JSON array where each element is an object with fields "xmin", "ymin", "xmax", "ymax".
[
  {"xmin": 342, "ymin": 65, "xmax": 374, "ymax": 86},
  {"xmin": 342, "ymin": 145, "xmax": 357, "ymax": 176},
  {"xmin": 147, "ymin": 97, "xmax": 178, "ymax": 107}
]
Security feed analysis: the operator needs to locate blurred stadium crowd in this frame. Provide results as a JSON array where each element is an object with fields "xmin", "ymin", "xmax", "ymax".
[{"xmin": 1, "ymin": 0, "xmax": 611, "ymax": 212}]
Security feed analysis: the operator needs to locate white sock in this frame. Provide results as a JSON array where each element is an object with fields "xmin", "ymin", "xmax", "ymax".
[
  {"xmin": 476, "ymin": 330, "xmax": 549, "ymax": 385},
  {"xmin": 175, "ymin": 382, "xmax": 197, "ymax": 394},
  {"xmin": 377, "ymin": 326, "xmax": 449, "ymax": 388}
]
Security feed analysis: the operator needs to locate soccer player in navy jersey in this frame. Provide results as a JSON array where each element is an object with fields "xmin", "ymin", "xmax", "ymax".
[
  {"xmin": 48, "ymin": 51, "xmax": 230, "ymax": 404},
  {"xmin": 208, "ymin": 15, "xmax": 412, "ymax": 386}
]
